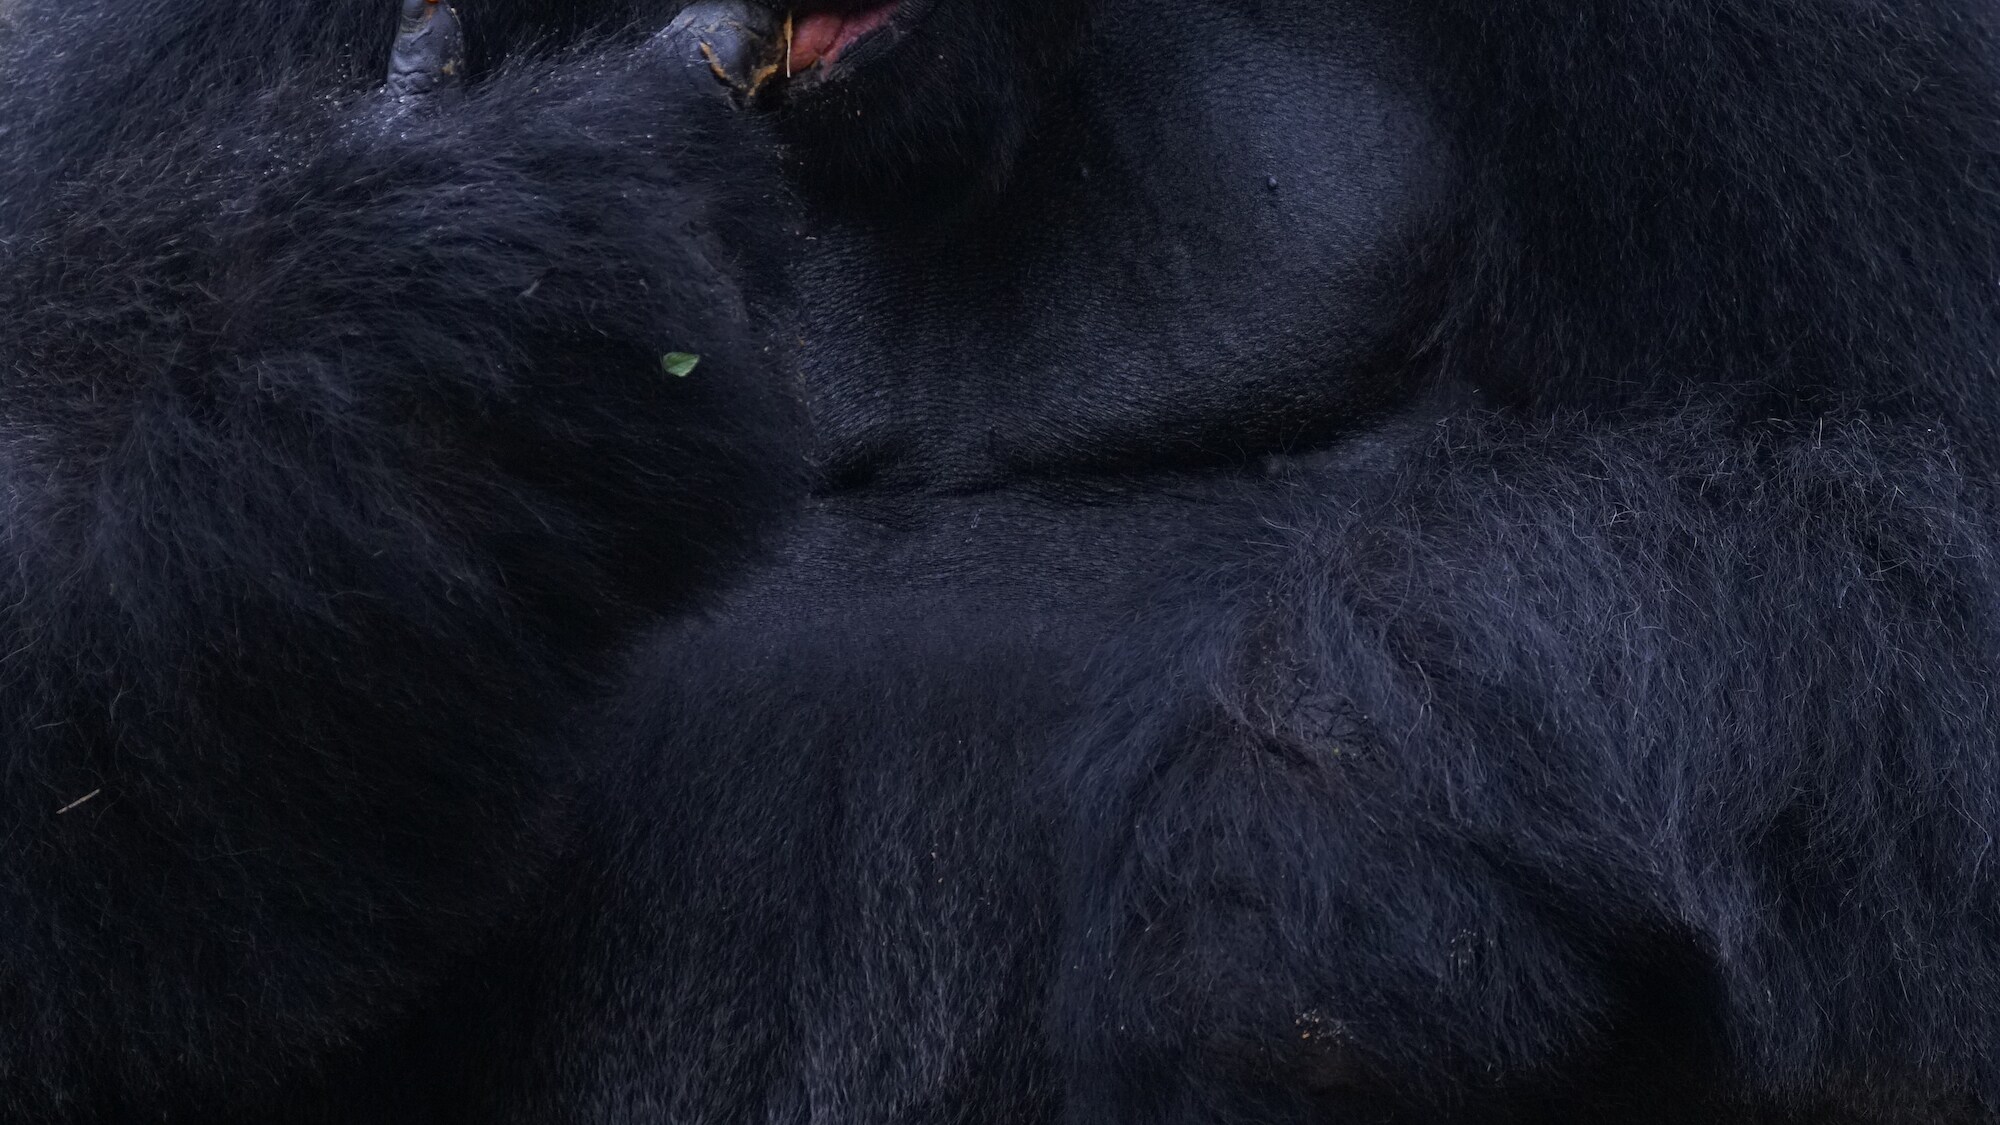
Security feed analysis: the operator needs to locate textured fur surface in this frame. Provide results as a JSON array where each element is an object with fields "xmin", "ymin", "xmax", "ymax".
[
  {"xmin": 2, "ymin": 0, "xmax": 1999, "ymax": 1122},
  {"xmin": 0, "ymin": 0, "xmax": 800, "ymax": 1118}
]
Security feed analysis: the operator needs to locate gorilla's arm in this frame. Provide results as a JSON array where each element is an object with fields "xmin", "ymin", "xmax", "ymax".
[
  {"xmin": 1059, "ymin": 410, "xmax": 2000, "ymax": 1121},
  {"xmin": 0, "ymin": 8, "xmax": 794, "ymax": 1118}
]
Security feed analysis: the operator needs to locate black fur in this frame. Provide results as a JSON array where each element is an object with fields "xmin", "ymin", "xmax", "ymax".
[
  {"xmin": 0, "ymin": 0, "xmax": 800, "ymax": 1118},
  {"xmin": 5, "ymin": 0, "xmax": 2000, "ymax": 1122}
]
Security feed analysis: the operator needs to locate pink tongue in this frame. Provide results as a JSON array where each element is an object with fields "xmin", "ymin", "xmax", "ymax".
[{"xmin": 791, "ymin": 3, "xmax": 897, "ymax": 71}]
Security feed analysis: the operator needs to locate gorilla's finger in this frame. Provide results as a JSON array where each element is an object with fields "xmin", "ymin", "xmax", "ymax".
[
  {"xmin": 655, "ymin": 0, "xmax": 783, "ymax": 104},
  {"xmin": 386, "ymin": 0, "xmax": 464, "ymax": 100}
]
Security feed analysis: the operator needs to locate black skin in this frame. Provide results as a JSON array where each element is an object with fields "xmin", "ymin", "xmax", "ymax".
[
  {"xmin": 7, "ymin": 1, "xmax": 2000, "ymax": 1124},
  {"xmin": 384, "ymin": 0, "xmax": 464, "ymax": 99}
]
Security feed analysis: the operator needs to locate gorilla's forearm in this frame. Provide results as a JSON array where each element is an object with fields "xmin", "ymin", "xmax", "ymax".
[
  {"xmin": 0, "ymin": 30, "xmax": 794, "ymax": 1123},
  {"xmin": 1058, "ymin": 410, "xmax": 2000, "ymax": 1118}
]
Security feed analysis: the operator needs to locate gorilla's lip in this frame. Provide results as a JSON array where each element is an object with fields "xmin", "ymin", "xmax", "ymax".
[{"xmin": 775, "ymin": 0, "xmax": 935, "ymax": 88}]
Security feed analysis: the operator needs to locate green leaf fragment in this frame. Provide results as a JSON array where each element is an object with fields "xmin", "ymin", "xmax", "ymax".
[{"xmin": 661, "ymin": 352, "xmax": 702, "ymax": 378}]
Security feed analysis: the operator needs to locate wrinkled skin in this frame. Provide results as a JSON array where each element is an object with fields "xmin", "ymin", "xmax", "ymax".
[{"xmin": 6, "ymin": 0, "xmax": 2000, "ymax": 1123}]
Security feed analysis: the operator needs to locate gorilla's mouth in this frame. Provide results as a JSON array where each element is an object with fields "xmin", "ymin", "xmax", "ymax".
[{"xmin": 776, "ymin": 0, "xmax": 932, "ymax": 88}]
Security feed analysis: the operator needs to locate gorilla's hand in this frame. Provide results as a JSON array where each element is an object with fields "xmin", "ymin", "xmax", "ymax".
[
  {"xmin": 386, "ymin": 0, "xmax": 464, "ymax": 99},
  {"xmin": 657, "ymin": 0, "xmax": 785, "ymax": 103},
  {"xmin": 383, "ymin": 0, "xmax": 784, "ymax": 107}
]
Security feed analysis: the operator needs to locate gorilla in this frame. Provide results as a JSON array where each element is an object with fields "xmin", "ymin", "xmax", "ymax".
[
  {"xmin": 3, "ymin": 0, "xmax": 2000, "ymax": 1120},
  {"xmin": 0, "ymin": 0, "xmax": 803, "ymax": 1116}
]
